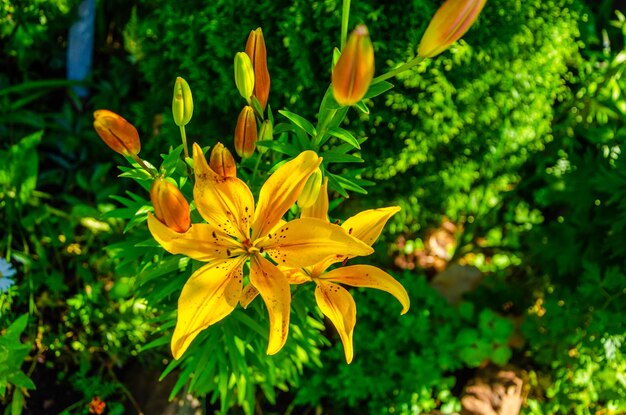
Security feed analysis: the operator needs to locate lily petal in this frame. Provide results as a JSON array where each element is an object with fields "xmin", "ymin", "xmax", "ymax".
[
  {"xmin": 259, "ymin": 218, "xmax": 373, "ymax": 268},
  {"xmin": 300, "ymin": 177, "xmax": 329, "ymax": 221},
  {"xmin": 321, "ymin": 265, "xmax": 410, "ymax": 314},
  {"xmin": 239, "ymin": 283, "xmax": 259, "ymax": 309},
  {"xmin": 341, "ymin": 206, "xmax": 401, "ymax": 246},
  {"xmin": 148, "ymin": 213, "xmax": 242, "ymax": 261},
  {"xmin": 171, "ymin": 257, "xmax": 245, "ymax": 359},
  {"xmin": 250, "ymin": 255, "xmax": 292, "ymax": 355},
  {"xmin": 251, "ymin": 151, "xmax": 322, "ymax": 240},
  {"xmin": 193, "ymin": 143, "xmax": 255, "ymax": 240},
  {"xmin": 315, "ymin": 280, "xmax": 356, "ymax": 364}
]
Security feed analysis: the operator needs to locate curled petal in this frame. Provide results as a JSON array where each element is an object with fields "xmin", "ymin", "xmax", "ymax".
[
  {"xmin": 250, "ymin": 255, "xmax": 292, "ymax": 355},
  {"xmin": 252, "ymin": 151, "xmax": 322, "ymax": 240},
  {"xmin": 193, "ymin": 143, "xmax": 255, "ymax": 240},
  {"xmin": 315, "ymin": 280, "xmax": 356, "ymax": 364},
  {"xmin": 258, "ymin": 218, "xmax": 373, "ymax": 269},
  {"xmin": 171, "ymin": 257, "xmax": 245, "ymax": 359},
  {"xmin": 321, "ymin": 265, "xmax": 410, "ymax": 314},
  {"xmin": 282, "ymin": 267, "xmax": 312, "ymax": 285},
  {"xmin": 341, "ymin": 206, "xmax": 401, "ymax": 246},
  {"xmin": 239, "ymin": 283, "xmax": 259, "ymax": 309},
  {"xmin": 147, "ymin": 213, "xmax": 242, "ymax": 261}
]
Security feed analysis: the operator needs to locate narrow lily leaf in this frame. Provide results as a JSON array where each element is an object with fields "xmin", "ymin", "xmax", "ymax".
[
  {"xmin": 328, "ymin": 172, "xmax": 368, "ymax": 195},
  {"xmin": 326, "ymin": 173, "xmax": 349, "ymax": 198},
  {"xmin": 255, "ymin": 139, "xmax": 299, "ymax": 157},
  {"xmin": 161, "ymin": 144, "xmax": 184, "ymax": 176},
  {"xmin": 328, "ymin": 126, "xmax": 361, "ymax": 149},
  {"xmin": 320, "ymin": 151, "xmax": 364, "ymax": 164},
  {"xmin": 362, "ymin": 81, "xmax": 394, "ymax": 100},
  {"xmin": 354, "ymin": 101, "xmax": 370, "ymax": 114},
  {"xmin": 279, "ymin": 110, "xmax": 317, "ymax": 137},
  {"xmin": 273, "ymin": 122, "xmax": 295, "ymax": 135}
]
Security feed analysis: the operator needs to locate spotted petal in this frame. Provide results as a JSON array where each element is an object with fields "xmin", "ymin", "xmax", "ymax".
[
  {"xmin": 250, "ymin": 255, "xmax": 292, "ymax": 355},
  {"xmin": 171, "ymin": 257, "xmax": 245, "ymax": 359},
  {"xmin": 258, "ymin": 218, "xmax": 373, "ymax": 269},
  {"xmin": 193, "ymin": 143, "xmax": 255, "ymax": 240},
  {"xmin": 148, "ymin": 213, "xmax": 242, "ymax": 261},
  {"xmin": 341, "ymin": 206, "xmax": 401, "ymax": 246},
  {"xmin": 251, "ymin": 151, "xmax": 322, "ymax": 240},
  {"xmin": 315, "ymin": 280, "xmax": 357, "ymax": 363},
  {"xmin": 321, "ymin": 265, "xmax": 410, "ymax": 314}
]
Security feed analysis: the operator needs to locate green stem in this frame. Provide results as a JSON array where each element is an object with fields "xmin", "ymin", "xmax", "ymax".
[
  {"xmin": 340, "ymin": 0, "xmax": 351, "ymax": 50},
  {"xmin": 372, "ymin": 56, "xmax": 425, "ymax": 85},
  {"xmin": 250, "ymin": 152, "xmax": 263, "ymax": 189},
  {"xmin": 132, "ymin": 155, "xmax": 157, "ymax": 178},
  {"xmin": 180, "ymin": 125, "xmax": 189, "ymax": 158}
]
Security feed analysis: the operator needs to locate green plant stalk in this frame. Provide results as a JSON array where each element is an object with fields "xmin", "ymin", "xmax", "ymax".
[
  {"xmin": 131, "ymin": 155, "xmax": 157, "ymax": 178},
  {"xmin": 372, "ymin": 56, "xmax": 425, "ymax": 85},
  {"xmin": 180, "ymin": 125, "xmax": 189, "ymax": 159},
  {"xmin": 340, "ymin": 0, "xmax": 351, "ymax": 50}
]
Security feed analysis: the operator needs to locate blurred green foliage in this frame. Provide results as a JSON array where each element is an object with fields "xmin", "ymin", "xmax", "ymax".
[{"xmin": 1, "ymin": 0, "xmax": 626, "ymax": 413}]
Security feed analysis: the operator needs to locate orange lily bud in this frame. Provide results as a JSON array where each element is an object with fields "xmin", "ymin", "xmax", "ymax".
[
  {"xmin": 234, "ymin": 106, "xmax": 257, "ymax": 158},
  {"xmin": 150, "ymin": 178, "xmax": 191, "ymax": 233},
  {"xmin": 209, "ymin": 142, "xmax": 237, "ymax": 177},
  {"xmin": 332, "ymin": 25, "xmax": 375, "ymax": 106},
  {"xmin": 93, "ymin": 110, "xmax": 141, "ymax": 156},
  {"xmin": 234, "ymin": 52, "xmax": 255, "ymax": 103},
  {"xmin": 257, "ymin": 119, "xmax": 273, "ymax": 154},
  {"xmin": 245, "ymin": 28, "xmax": 270, "ymax": 111},
  {"xmin": 172, "ymin": 77, "xmax": 193, "ymax": 127},
  {"xmin": 297, "ymin": 168, "xmax": 323, "ymax": 208},
  {"xmin": 418, "ymin": 0, "xmax": 487, "ymax": 58}
]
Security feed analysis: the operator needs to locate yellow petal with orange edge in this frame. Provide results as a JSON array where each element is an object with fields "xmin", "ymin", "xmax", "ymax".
[
  {"xmin": 315, "ymin": 280, "xmax": 356, "ymax": 364},
  {"xmin": 300, "ymin": 177, "xmax": 329, "ymax": 221},
  {"xmin": 341, "ymin": 206, "xmax": 400, "ymax": 246},
  {"xmin": 147, "ymin": 213, "xmax": 242, "ymax": 261},
  {"xmin": 258, "ymin": 218, "xmax": 373, "ymax": 269},
  {"xmin": 321, "ymin": 265, "xmax": 410, "ymax": 314},
  {"xmin": 250, "ymin": 255, "xmax": 292, "ymax": 355},
  {"xmin": 171, "ymin": 257, "xmax": 245, "ymax": 359},
  {"xmin": 239, "ymin": 283, "xmax": 259, "ymax": 309},
  {"xmin": 193, "ymin": 143, "xmax": 254, "ymax": 240},
  {"xmin": 251, "ymin": 151, "xmax": 322, "ymax": 239}
]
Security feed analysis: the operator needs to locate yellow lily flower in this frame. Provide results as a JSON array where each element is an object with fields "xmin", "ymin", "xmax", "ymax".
[
  {"xmin": 148, "ymin": 144, "xmax": 373, "ymax": 359},
  {"xmin": 242, "ymin": 179, "xmax": 410, "ymax": 363}
]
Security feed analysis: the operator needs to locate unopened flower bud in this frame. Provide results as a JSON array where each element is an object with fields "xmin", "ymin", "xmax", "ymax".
[
  {"xmin": 297, "ymin": 168, "xmax": 323, "ymax": 209},
  {"xmin": 172, "ymin": 77, "xmax": 193, "ymax": 126},
  {"xmin": 257, "ymin": 120, "xmax": 273, "ymax": 154},
  {"xmin": 332, "ymin": 25, "xmax": 374, "ymax": 106},
  {"xmin": 245, "ymin": 28, "xmax": 271, "ymax": 111},
  {"xmin": 209, "ymin": 142, "xmax": 237, "ymax": 177},
  {"xmin": 234, "ymin": 106, "xmax": 257, "ymax": 158},
  {"xmin": 418, "ymin": 0, "xmax": 487, "ymax": 58},
  {"xmin": 234, "ymin": 52, "xmax": 255, "ymax": 103},
  {"xmin": 150, "ymin": 178, "xmax": 191, "ymax": 233},
  {"xmin": 93, "ymin": 110, "xmax": 141, "ymax": 156}
]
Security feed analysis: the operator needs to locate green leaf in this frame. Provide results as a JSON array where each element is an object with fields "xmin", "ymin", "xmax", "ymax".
[
  {"xmin": 354, "ymin": 101, "xmax": 370, "ymax": 114},
  {"xmin": 327, "ymin": 127, "xmax": 361, "ymax": 149},
  {"xmin": 255, "ymin": 140, "xmax": 299, "ymax": 157},
  {"xmin": 160, "ymin": 145, "xmax": 184, "ymax": 176},
  {"xmin": 278, "ymin": 110, "xmax": 317, "ymax": 137},
  {"xmin": 11, "ymin": 387, "xmax": 25, "ymax": 415},
  {"xmin": 328, "ymin": 173, "xmax": 368, "ymax": 194},
  {"xmin": 5, "ymin": 315, "xmax": 29, "ymax": 339},
  {"xmin": 362, "ymin": 81, "xmax": 394, "ymax": 100},
  {"xmin": 7, "ymin": 371, "xmax": 35, "ymax": 390},
  {"xmin": 319, "ymin": 151, "xmax": 363, "ymax": 164},
  {"xmin": 491, "ymin": 345, "xmax": 512, "ymax": 366}
]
